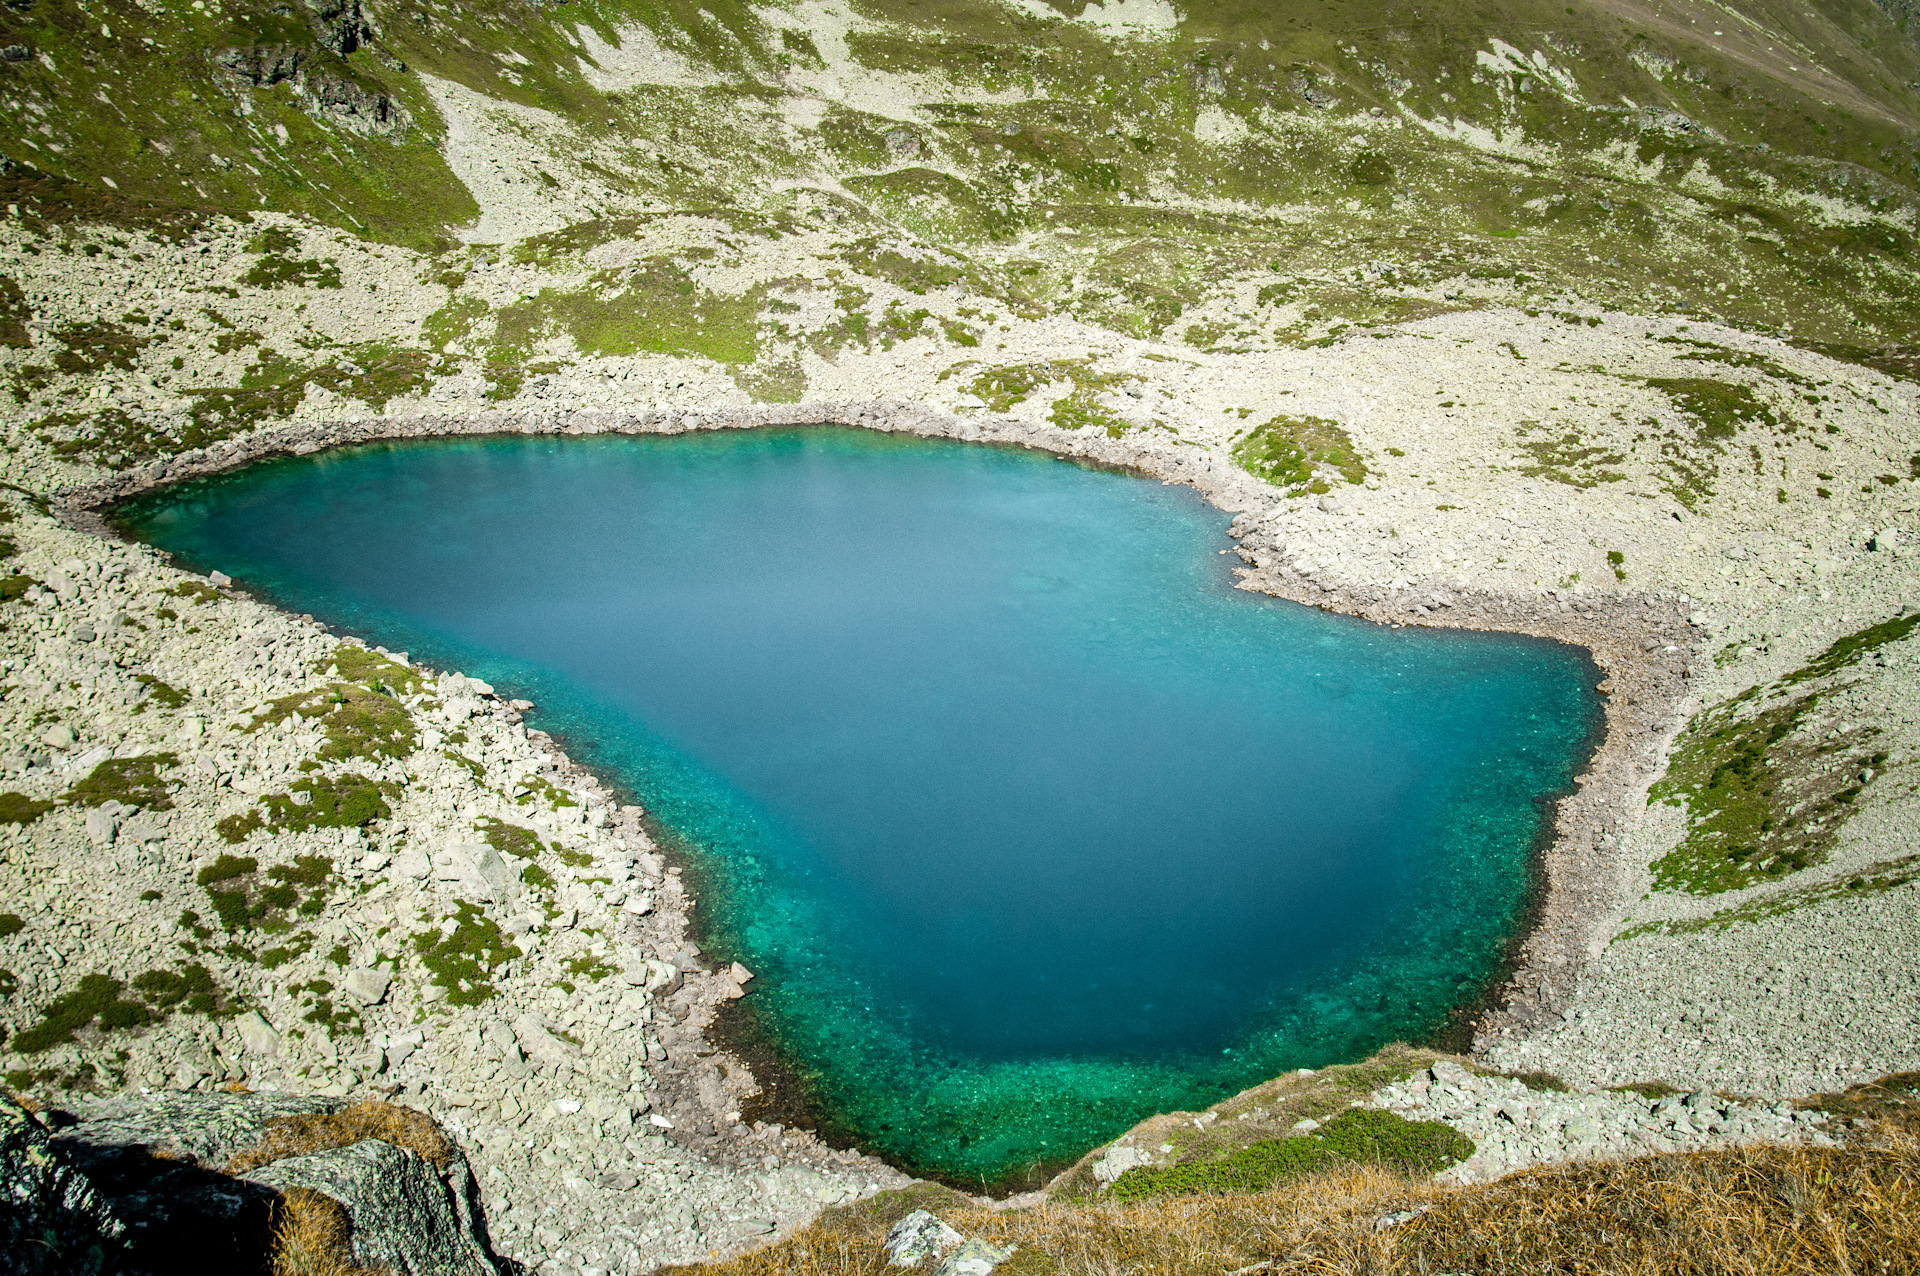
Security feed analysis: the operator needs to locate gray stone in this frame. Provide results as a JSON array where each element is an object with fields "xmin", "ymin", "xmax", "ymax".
[
  {"xmin": 437, "ymin": 842, "xmax": 518, "ymax": 905},
  {"xmin": 118, "ymin": 818, "xmax": 165, "ymax": 845},
  {"xmin": 41, "ymin": 724, "xmax": 77, "ymax": 749},
  {"xmin": 235, "ymin": 1010, "xmax": 281, "ymax": 1057},
  {"xmin": 84, "ymin": 809, "xmax": 117, "ymax": 846},
  {"xmin": 243, "ymin": 1138, "xmax": 500, "ymax": 1276},
  {"xmin": 344, "ymin": 967, "xmax": 393, "ymax": 1005},
  {"xmin": 1090, "ymin": 1144, "xmax": 1147, "ymax": 1186},
  {"xmin": 932, "ymin": 1237, "xmax": 1014, "ymax": 1276},
  {"xmin": 885, "ymin": 1209, "xmax": 963, "ymax": 1267},
  {"xmin": 512, "ymin": 1014, "xmax": 581, "ymax": 1068}
]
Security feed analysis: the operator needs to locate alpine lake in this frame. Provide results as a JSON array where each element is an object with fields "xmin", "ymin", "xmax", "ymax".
[{"xmin": 115, "ymin": 426, "xmax": 1601, "ymax": 1186}]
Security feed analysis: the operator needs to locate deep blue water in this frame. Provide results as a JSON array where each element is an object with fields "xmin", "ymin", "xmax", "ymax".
[{"xmin": 117, "ymin": 428, "xmax": 1598, "ymax": 1181}]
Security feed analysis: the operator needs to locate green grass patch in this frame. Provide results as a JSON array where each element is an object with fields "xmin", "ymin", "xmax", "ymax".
[
  {"xmin": 194, "ymin": 852, "xmax": 335, "ymax": 931},
  {"xmin": 132, "ymin": 674, "xmax": 188, "ymax": 711},
  {"xmin": 250, "ymin": 679, "xmax": 419, "ymax": 763},
  {"xmin": 261, "ymin": 776, "xmax": 393, "ymax": 834},
  {"xmin": 0, "ymin": 913, "xmax": 24, "ymax": 937},
  {"xmin": 0, "ymin": 793, "xmax": 52, "ymax": 825},
  {"xmin": 65, "ymin": 753, "xmax": 178, "ymax": 811},
  {"xmin": 12, "ymin": 974, "xmax": 153, "ymax": 1052},
  {"xmin": 1108, "ymin": 1109, "xmax": 1472, "ymax": 1200},
  {"xmin": 478, "ymin": 817, "xmax": 550, "ymax": 860},
  {"xmin": 1623, "ymin": 852, "xmax": 1920, "ymax": 940},
  {"xmin": 414, "ymin": 900, "xmax": 522, "ymax": 1006},
  {"xmin": 1233, "ymin": 415, "xmax": 1366, "ymax": 495},
  {"xmin": 1512, "ymin": 423, "xmax": 1627, "ymax": 489},
  {"xmin": 1648, "ymin": 377, "xmax": 1780, "ymax": 440},
  {"xmin": 1783, "ymin": 613, "xmax": 1920, "ymax": 686},
  {"xmin": 1649, "ymin": 615, "xmax": 1914, "ymax": 893},
  {"xmin": 129, "ymin": 962, "xmax": 227, "ymax": 1016}
]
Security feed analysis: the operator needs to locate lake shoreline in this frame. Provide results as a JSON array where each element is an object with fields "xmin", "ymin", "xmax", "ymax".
[{"xmin": 56, "ymin": 400, "xmax": 1697, "ymax": 1090}]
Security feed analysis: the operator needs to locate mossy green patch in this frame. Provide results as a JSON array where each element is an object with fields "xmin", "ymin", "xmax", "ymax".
[
  {"xmin": 194, "ymin": 852, "xmax": 335, "ymax": 931},
  {"xmin": 52, "ymin": 320, "xmax": 150, "ymax": 377},
  {"xmin": 180, "ymin": 344, "xmax": 447, "ymax": 444},
  {"xmin": 1108, "ymin": 1109, "xmax": 1471, "ymax": 1200},
  {"xmin": 12, "ymin": 974, "xmax": 153, "ymax": 1052},
  {"xmin": 414, "ymin": 900, "xmax": 522, "ymax": 1005},
  {"xmin": 492, "ymin": 261, "xmax": 762, "ymax": 367},
  {"xmin": 1512, "ymin": 423, "xmax": 1627, "ymax": 488},
  {"xmin": 515, "ymin": 775, "xmax": 578, "ymax": 810},
  {"xmin": 964, "ymin": 358, "xmax": 1084, "ymax": 412},
  {"xmin": 1783, "ymin": 613, "xmax": 1920, "ymax": 686},
  {"xmin": 251, "ymin": 678, "xmax": 418, "ymax": 763},
  {"xmin": 1649, "ymin": 615, "xmax": 1915, "ymax": 893},
  {"xmin": 1233, "ymin": 415, "xmax": 1366, "ymax": 494},
  {"xmin": 263, "ymin": 776, "xmax": 392, "ymax": 834},
  {"xmin": 1623, "ymin": 852, "xmax": 1920, "ymax": 941},
  {"xmin": 1648, "ymin": 377, "xmax": 1780, "ymax": 441},
  {"xmin": 132, "ymin": 674, "xmax": 188, "ymax": 711},
  {"xmin": 478, "ymin": 817, "xmax": 550, "ymax": 861},
  {"xmin": 129, "ymin": 962, "xmax": 228, "ymax": 1017},
  {"xmin": 324, "ymin": 645, "xmax": 432, "ymax": 694},
  {"xmin": 0, "ymin": 793, "xmax": 53, "ymax": 825},
  {"xmin": 563, "ymin": 952, "xmax": 618, "ymax": 983},
  {"xmin": 0, "ymin": 276, "xmax": 30, "ymax": 350},
  {"xmin": 65, "ymin": 752, "xmax": 178, "ymax": 811},
  {"xmin": 218, "ymin": 774, "xmax": 392, "ymax": 843},
  {"xmin": 241, "ymin": 249, "xmax": 343, "ymax": 290}
]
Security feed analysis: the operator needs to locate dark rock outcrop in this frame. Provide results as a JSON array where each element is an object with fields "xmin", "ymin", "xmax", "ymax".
[
  {"xmin": 0, "ymin": 1094, "xmax": 123, "ymax": 1276},
  {"xmin": 2, "ymin": 1090, "xmax": 504, "ymax": 1275}
]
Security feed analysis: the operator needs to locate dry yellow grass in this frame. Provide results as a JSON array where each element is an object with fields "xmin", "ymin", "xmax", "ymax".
[
  {"xmin": 227, "ymin": 1099, "xmax": 456, "ymax": 1174},
  {"xmin": 676, "ymin": 1133, "xmax": 1920, "ymax": 1276},
  {"xmin": 270, "ymin": 1186, "xmax": 391, "ymax": 1276}
]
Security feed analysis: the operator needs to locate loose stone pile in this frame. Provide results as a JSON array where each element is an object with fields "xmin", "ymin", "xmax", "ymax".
[{"xmin": 1366, "ymin": 1061, "xmax": 1836, "ymax": 1184}]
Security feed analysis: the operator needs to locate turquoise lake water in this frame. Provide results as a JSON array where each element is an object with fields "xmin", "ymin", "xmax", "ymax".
[{"xmin": 117, "ymin": 428, "xmax": 1600, "ymax": 1183}]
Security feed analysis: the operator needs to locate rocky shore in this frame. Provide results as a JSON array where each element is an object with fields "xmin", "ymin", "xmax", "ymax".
[{"xmin": 6, "ymin": 373, "xmax": 1916, "ymax": 1267}]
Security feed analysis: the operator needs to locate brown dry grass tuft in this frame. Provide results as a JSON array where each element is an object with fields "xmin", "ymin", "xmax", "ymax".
[
  {"xmin": 227, "ymin": 1100, "xmax": 455, "ymax": 1174},
  {"xmin": 675, "ymin": 1135, "xmax": 1920, "ymax": 1276},
  {"xmin": 271, "ymin": 1186, "xmax": 391, "ymax": 1276}
]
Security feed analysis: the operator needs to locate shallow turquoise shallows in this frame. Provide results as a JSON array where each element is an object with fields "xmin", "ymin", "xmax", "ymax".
[{"xmin": 118, "ymin": 428, "xmax": 1599, "ymax": 1182}]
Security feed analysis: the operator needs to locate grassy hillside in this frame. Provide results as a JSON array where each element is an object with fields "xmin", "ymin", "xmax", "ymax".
[{"xmin": 3, "ymin": 0, "xmax": 1919, "ymax": 346}]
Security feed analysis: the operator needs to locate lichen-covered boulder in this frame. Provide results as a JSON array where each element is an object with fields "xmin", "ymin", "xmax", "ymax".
[
  {"xmin": 243, "ymin": 1137, "xmax": 499, "ymax": 1276},
  {"xmin": 0, "ymin": 1093, "xmax": 124, "ymax": 1276}
]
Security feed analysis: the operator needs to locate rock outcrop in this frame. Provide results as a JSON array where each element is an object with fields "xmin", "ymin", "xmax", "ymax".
[
  {"xmin": 0, "ymin": 1093, "xmax": 123, "ymax": 1276},
  {"xmin": 1, "ymin": 1090, "xmax": 504, "ymax": 1275}
]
